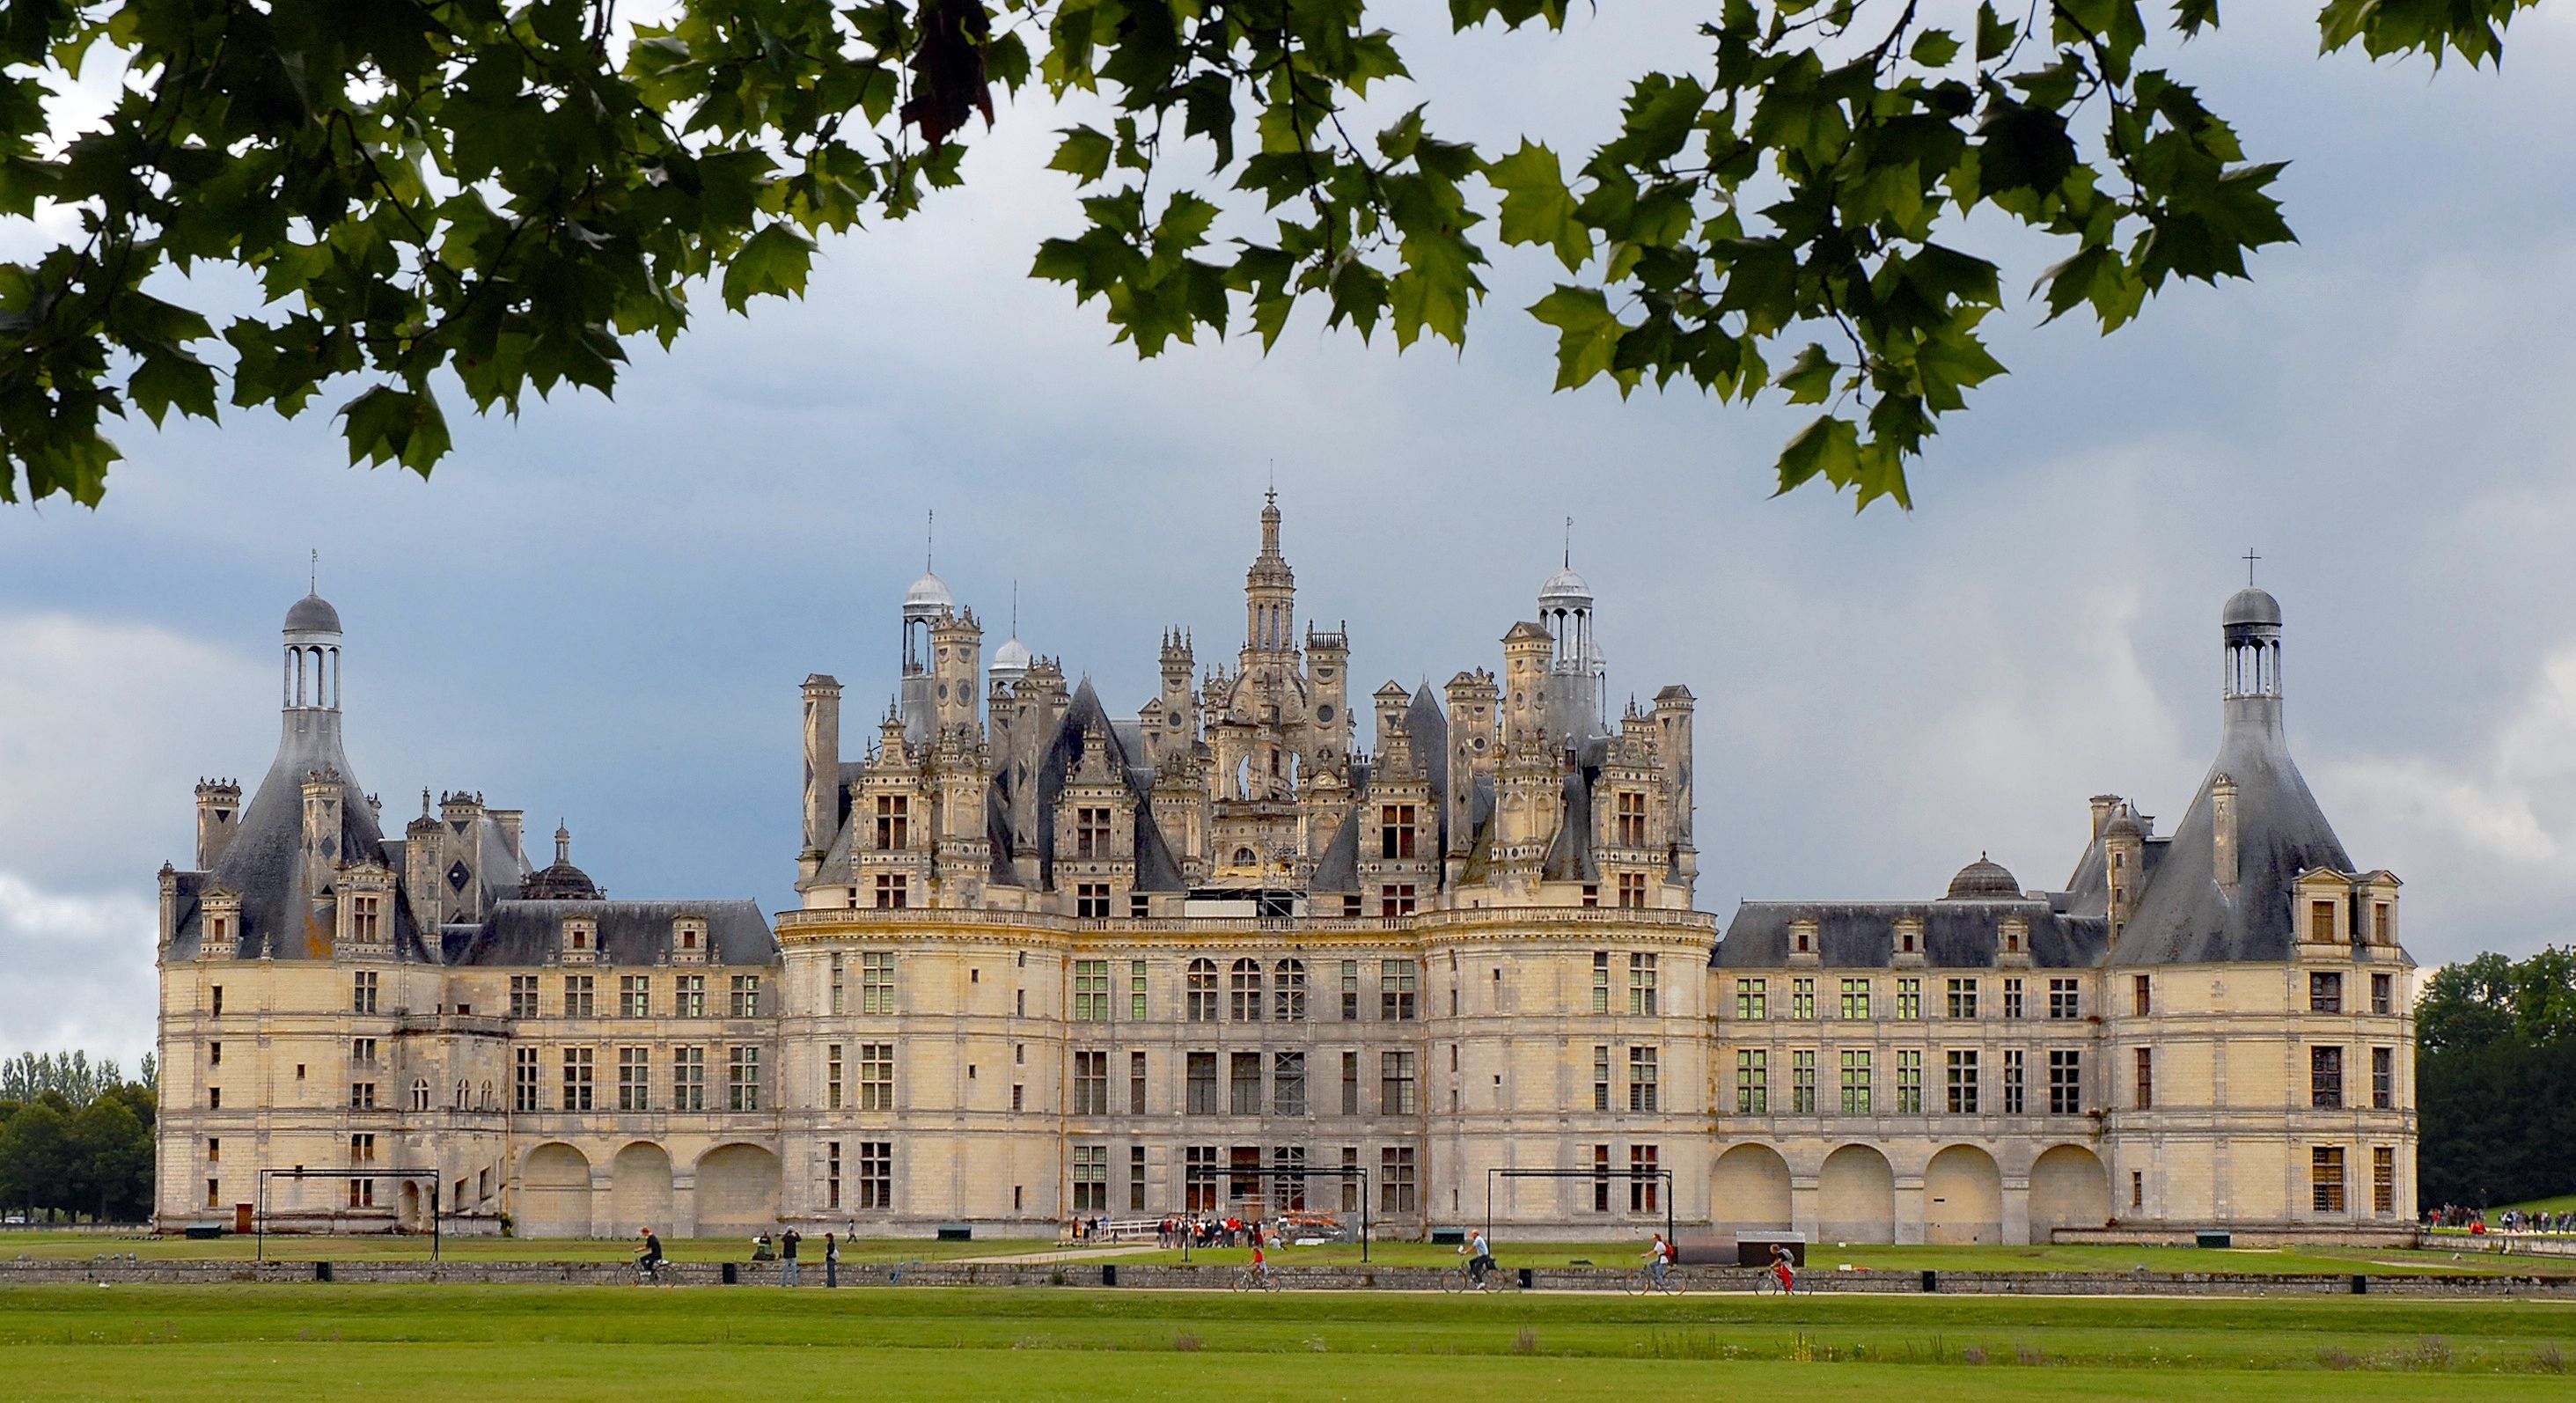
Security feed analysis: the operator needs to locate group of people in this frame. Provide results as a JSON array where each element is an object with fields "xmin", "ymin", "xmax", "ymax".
[
  {"xmin": 630, "ymin": 1226, "xmax": 844, "ymax": 1286},
  {"xmin": 1156, "ymin": 1215, "xmax": 1273, "ymax": 1249},
  {"xmin": 2426, "ymin": 1204, "xmax": 2574, "ymax": 1236}
]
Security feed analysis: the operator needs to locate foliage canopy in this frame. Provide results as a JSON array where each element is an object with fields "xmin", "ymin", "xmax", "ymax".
[
  {"xmin": 2417, "ymin": 947, "xmax": 2576, "ymax": 1209},
  {"xmin": 0, "ymin": 0, "xmax": 2544, "ymax": 508}
]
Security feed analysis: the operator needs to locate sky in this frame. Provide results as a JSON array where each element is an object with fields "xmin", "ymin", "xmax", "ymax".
[{"xmin": 4, "ymin": 4, "xmax": 2575, "ymax": 1067}]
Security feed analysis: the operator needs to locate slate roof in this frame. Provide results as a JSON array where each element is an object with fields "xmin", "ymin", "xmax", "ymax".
[
  {"xmin": 1714, "ymin": 900, "xmax": 2110, "ymax": 969},
  {"xmin": 441, "ymin": 900, "xmax": 776, "ymax": 966}
]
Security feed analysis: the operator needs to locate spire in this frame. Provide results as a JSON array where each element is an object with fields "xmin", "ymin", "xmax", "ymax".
[
  {"xmin": 926, "ymin": 510, "xmax": 935, "ymax": 573},
  {"xmin": 555, "ymin": 820, "xmax": 572, "ymax": 866}
]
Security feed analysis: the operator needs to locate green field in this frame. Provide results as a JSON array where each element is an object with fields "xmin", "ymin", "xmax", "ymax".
[
  {"xmin": 1122, "ymin": 1238, "xmax": 2576, "ymax": 1277},
  {"xmin": 0, "ymin": 1231, "xmax": 1043, "ymax": 1263},
  {"xmin": 2, "ymin": 1284, "xmax": 2572, "ymax": 1401}
]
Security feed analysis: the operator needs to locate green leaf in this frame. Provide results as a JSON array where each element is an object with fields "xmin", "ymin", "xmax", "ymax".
[
  {"xmin": 1772, "ymin": 414, "xmax": 1860, "ymax": 496},
  {"xmin": 1049, "ymin": 126, "xmax": 1114, "ymax": 185},
  {"xmin": 720, "ymin": 223, "xmax": 818, "ymax": 312},
  {"xmin": 337, "ymin": 386, "xmax": 452, "ymax": 479},
  {"xmin": 1910, "ymin": 30, "xmax": 1962, "ymax": 68},
  {"xmin": 1528, "ymin": 285, "xmax": 1622, "ymax": 390},
  {"xmin": 1486, "ymin": 141, "xmax": 1589, "ymax": 272},
  {"xmin": 1774, "ymin": 344, "xmax": 1838, "ymax": 405}
]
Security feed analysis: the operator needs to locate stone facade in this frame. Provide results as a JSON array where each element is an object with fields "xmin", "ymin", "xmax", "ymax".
[{"xmin": 155, "ymin": 501, "xmax": 2415, "ymax": 1243}]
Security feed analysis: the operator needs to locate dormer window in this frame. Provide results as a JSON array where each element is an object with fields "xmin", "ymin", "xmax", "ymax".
[
  {"xmin": 2310, "ymin": 900, "xmax": 2337, "ymax": 943},
  {"xmin": 561, "ymin": 918, "xmax": 598, "ymax": 964},
  {"xmin": 1900, "ymin": 929, "xmax": 1917, "ymax": 954}
]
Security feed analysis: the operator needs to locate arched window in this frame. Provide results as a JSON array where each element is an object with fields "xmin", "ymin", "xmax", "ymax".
[
  {"xmin": 480, "ymin": 1081, "xmax": 494, "ymax": 1110},
  {"xmin": 1185, "ymin": 958, "xmax": 1220, "ymax": 1022},
  {"xmin": 1229, "ymin": 958, "xmax": 1263, "ymax": 1021},
  {"xmin": 1232, "ymin": 847, "xmax": 1257, "ymax": 867},
  {"xmin": 410, "ymin": 1077, "xmax": 430, "ymax": 1112},
  {"xmin": 453, "ymin": 1079, "xmax": 468, "ymax": 1110},
  {"xmin": 1273, "ymin": 959, "xmax": 1307, "ymax": 1022}
]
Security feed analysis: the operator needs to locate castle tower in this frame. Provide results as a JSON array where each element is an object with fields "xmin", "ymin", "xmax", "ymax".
[
  {"xmin": 1305, "ymin": 623, "xmax": 1350, "ymax": 774},
  {"xmin": 1242, "ymin": 491, "xmax": 1297, "ymax": 668},
  {"xmin": 899, "ymin": 525, "xmax": 955, "ymax": 745},
  {"xmin": 194, "ymin": 778, "xmax": 243, "ymax": 869},
  {"xmin": 801, "ymin": 673, "xmax": 843, "ymax": 882},
  {"xmin": 929, "ymin": 608, "xmax": 983, "ymax": 739},
  {"xmin": 1537, "ymin": 551, "xmax": 1604, "ymax": 738}
]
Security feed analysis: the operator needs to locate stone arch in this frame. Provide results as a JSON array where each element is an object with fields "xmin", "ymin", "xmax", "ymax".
[
  {"xmin": 609, "ymin": 1142, "xmax": 674, "ymax": 1237},
  {"xmin": 1817, "ymin": 1144, "xmax": 1896, "ymax": 1244},
  {"xmin": 1711, "ymin": 1144, "xmax": 1792, "ymax": 1234},
  {"xmin": 399, "ymin": 1179, "xmax": 426, "ymax": 1233},
  {"xmin": 518, "ymin": 1142, "xmax": 593, "ymax": 1238},
  {"xmin": 2029, "ymin": 1144, "xmax": 2112, "ymax": 1241},
  {"xmin": 695, "ymin": 1143, "xmax": 782, "ymax": 1234},
  {"xmin": 1924, "ymin": 1144, "xmax": 2004, "ymax": 1245}
]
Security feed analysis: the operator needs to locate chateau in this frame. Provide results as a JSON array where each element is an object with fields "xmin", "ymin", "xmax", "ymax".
[{"xmin": 155, "ymin": 499, "xmax": 2418, "ymax": 1245}]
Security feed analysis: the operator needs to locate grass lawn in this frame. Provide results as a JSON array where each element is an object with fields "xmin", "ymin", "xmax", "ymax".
[
  {"xmin": 0, "ymin": 1231, "xmax": 1045, "ymax": 1264},
  {"xmin": 1119, "ymin": 1238, "xmax": 2576, "ymax": 1277},
  {"xmin": 2, "ymin": 1284, "xmax": 2572, "ymax": 1401}
]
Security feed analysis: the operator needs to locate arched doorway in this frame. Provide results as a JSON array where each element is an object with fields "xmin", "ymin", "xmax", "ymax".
[
  {"xmin": 1817, "ymin": 1145, "xmax": 1895, "ymax": 1244},
  {"xmin": 2029, "ymin": 1145, "xmax": 2112, "ymax": 1241},
  {"xmin": 399, "ymin": 1180, "xmax": 426, "ymax": 1233},
  {"xmin": 519, "ymin": 1143, "xmax": 593, "ymax": 1238},
  {"xmin": 695, "ymin": 1144, "xmax": 782, "ymax": 1234},
  {"xmin": 1924, "ymin": 1145, "xmax": 2003, "ymax": 1245},
  {"xmin": 609, "ymin": 1143, "xmax": 674, "ymax": 1237},
  {"xmin": 1711, "ymin": 1144, "xmax": 1793, "ymax": 1233}
]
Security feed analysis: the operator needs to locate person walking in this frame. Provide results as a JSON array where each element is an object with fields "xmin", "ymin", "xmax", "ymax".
[
  {"xmin": 779, "ymin": 1227, "xmax": 803, "ymax": 1287},
  {"xmin": 823, "ymin": 1231, "xmax": 839, "ymax": 1289}
]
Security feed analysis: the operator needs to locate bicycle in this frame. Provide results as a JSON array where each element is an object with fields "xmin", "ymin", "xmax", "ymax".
[
  {"xmin": 1749, "ymin": 1267, "xmax": 1789, "ymax": 1296},
  {"xmin": 1231, "ymin": 1265, "xmax": 1281, "ymax": 1292},
  {"xmin": 630, "ymin": 1259, "xmax": 672, "ymax": 1285},
  {"xmin": 1440, "ymin": 1264, "xmax": 1506, "ymax": 1294},
  {"xmin": 1622, "ymin": 1267, "xmax": 1688, "ymax": 1296}
]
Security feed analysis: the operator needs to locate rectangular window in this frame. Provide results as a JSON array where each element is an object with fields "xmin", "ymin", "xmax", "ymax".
[
  {"xmin": 509, "ymin": 975, "xmax": 538, "ymax": 1019},
  {"xmin": 1076, "ymin": 882, "xmax": 1112, "ymax": 919},
  {"xmin": 1736, "ymin": 1048, "xmax": 1768, "ymax": 1113},
  {"xmin": 1380, "ymin": 1147, "xmax": 1417, "ymax": 1214},
  {"xmin": 859, "ymin": 953, "xmax": 894, "ymax": 1014},
  {"xmin": 1948, "ymin": 978, "xmax": 1979, "ymax": 1019},
  {"xmin": 561, "ymin": 1047, "xmax": 594, "ymax": 1111},
  {"xmin": 676, "ymin": 975, "xmax": 708, "ymax": 1018},
  {"xmin": 672, "ymin": 1047, "xmax": 706, "ymax": 1111},
  {"xmin": 561, "ymin": 974, "xmax": 594, "ymax": 1018},
  {"xmin": 1380, "ymin": 883, "xmax": 1416, "ymax": 917},
  {"xmin": 1792, "ymin": 1049, "xmax": 1817, "ymax": 1113},
  {"xmin": 1074, "ymin": 960, "xmax": 1112, "ymax": 1021},
  {"xmin": 1131, "ymin": 1145, "xmax": 1149, "ymax": 1211},
  {"xmin": 349, "ymin": 1037, "xmax": 375, "ymax": 1065},
  {"xmin": 1072, "ymin": 1050, "xmax": 1108, "ymax": 1115},
  {"xmin": 1627, "ymin": 1046, "xmax": 1659, "ymax": 1113},
  {"xmin": 1380, "ymin": 803, "xmax": 1417, "ymax": 859},
  {"xmin": 1271, "ymin": 1146, "xmax": 1308, "ymax": 1212},
  {"xmin": 1896, "ymin": 978, "xmax": 1921, "ymax": 1020},
  {"xmin": 874, "ymin": 793, "xmax": 908, "ymax": 849},
  {"xmin": 1339, "ymin": 960, "xmax": 1361, "ymax": 1021},
  {"xmin": 874, "ymin": 873, "xmax": 907, "ymax": 908},
  {"xmin": 348, "ymin": 1179, "xmax": 375, "ymax": 1209},
  {"xmin": 352, "ymin": 970, "xmax": 378, "ymax": 1015},
  {"xmin": 1072, "ymin": 1143, "xmax": 1109, "ymax": 1211},
  {"xmin": 1129, "ymin": 1050, "xmax": 1148, "ymax": 1114},
  {"xmin": 1381, "ymin": 1051, "xmax": 1419, "ymax": 1115},
  {"xmin": 2312, "ymin": 1146, "xmax": 2347, "ymax": 1212},
  {"xmin": 858, "ymin": 1142, "xmax": 892, "ymax": 1210},
  {"xmin": 2311, "ymin": 1046, "xmax": 2345, "ymax": 1108},
  {"xmin": 1130, "ymin": 959, "xmax": 1149, "ymax": 1020},
  {"xmin": 1628, "ymin": 1144, "xmax": 1660, "ymax": 1212},
  {"xmin": 1948, "ymin": 1049, "xmax": 1981, "ymax": 1114},
  {"xmin": 2132, "ymin": 973, "xmax": 2152, "ymax": 1017},
  {"xmin": 1615, "ymin": 791, "xmax": 1648, "ymax": 848},
  {"xmin": 1592, "ymin": 1045, "xmax": 1611, "ymax": 1112},
  {"xmin": 2047, "ymin": 978, "xmax": 2080, "ymax": 1020},
  {"xmin": 1273, "ymin": 1051, "xmax": 1306, "ymax": 1116},
  {"xmin": 350, "ymin": 1133, "xmax": 376, "ymax": 1163},
  {"xmin": 620, "ymin": 1046, "xmax": 650, "ymax": 1112},
  {"xmin": 347, "ymin": 1084, "xmax": 374, "ymax": 1114},
  {"xmin": 2370, "ymin": 973, "xmax": 2392, "ymax": 1016},
  {"xmin": 2371, "ymin": 1046, "xmax": 2393, "ymax": 1109},
  {"xmin": 1896, "ymin": 1048, "xmax": 1923, "ymax": 1113},
  {"xmin": 1792, "ymin": 977, "xmax": 1816, "ymax": 1020},
  {"xmin": 1382, "ymin": 959, "xmax": 1419, "ymax": 1020},
  {"xmin": 207, "ymin": 1086, "xmax": 222, "ymax": 1110},
  {"xmin": 1628, "ymin": 953, "xmax": 1658, "ymax": 1015},
  {"xmin": 513, "ymin": 1047, "xmax": 539, "ymax": 1112},
  {"xmin": 1274, "ymin": 960, "xmax": 1307, "ymax": 1021},
  {"xmin": 2373, "ymin": 1146, "xmax": 2396, "ymax": 1214},
  {"xmin": 2047, "ymin": 1049, "xmax": 2081, "ymax": 1114},
  {"xmin": 2310, "ymin": 972, "xmax": 2343, "ymax": 1014},
  {"xmin": 1736, "ymin": 978, "xmax": 1767, "ymax": 1020},
  {"xmin": 829, "ymin": 953, "xmax": 849, "ymax": 1014},
  {"xmin": 1187, "ymin": 1052, "xmax": 1220, "ymax": 1115},
  {"xmin": 2311, "ymin": 899, "xmax": 2337, "ymax": 943},
  {"xmin": 621, "ymin": 974, "xmax": 650, "ymax": 1019},
  {"xmin": 1838, "ymin": 978, "xmax": 1869, "ymax": 1020},
  {"xmin": 1187, "ymin": 961, "xmax": 1219, "ymax": 1022},
  {"xmin": 1229, "ymin": 1051, "xmax": 1262, "ymax": 1115},
  {"xmin": 2373, "ymin": 904, "xmax": 2391, "ymax": 944},
  {"xmin": 2003, "ymin": 1048, "xmax": 2025, "ymax": 1114},
  {"xmin": 351, "ymin": 894, "xmax": 380, "ymax": 942},
  {"xmin": 1839, "ymin": 1048, "xmax": 1872, "ymax": 1115},
  {"xmin": 2133, "ymin": 1046, "xmax": 2153, "ymax": 1111},
  {"xmin": 730, "ymin": 975, "xmax": 761, "ymax": 1018},
  {"xmin": 826, "ymin": 1141, "xmax": 842, "ymax": 1210},
  {"xmin": 1589, "ymin": 1143, "xmax": 1612, "ymax": 1212},
  {"xmin": 2002, "ymin": 977, "xmax": 2024, "ymax": 1019},
  {"xmin": 1618, "ymin": 872, "xmax": 1648, "ymax": 907},
  {"xmin": 1075, "ymin": 806, "xmax": 1113, "ymax": 859},
  {"xmin": 727, "ymin": 1046, "xmax": 760, "ymax": 1111},
  {"xmin": 847, "ymin": 1042, "xmax": 888, "ymax": 1111},
  {"xmin": 1591, "ymin": 952, "xmax": 1611, "ymax": 1014},
  {"xmin": 1340, "ymin": 1051, "xmax": 1360, "ymax": 1115}
]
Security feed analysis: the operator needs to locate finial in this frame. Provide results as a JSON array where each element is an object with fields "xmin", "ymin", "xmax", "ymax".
[
  {"xmin": 2242, "ymin": 547, "xmax": 2260, "ymax": 586},
  {"xmin": 310, "ymin": 548, "xmax": 318, "ymax": 592},
  {"xmin": 1010, "ymin": 580, "xmax": 1019, "ymax": 636},
  {"xmin": 927, "ymin": 510, "xmax": 935, "ymax": 573},
  {"xmin": 1564, "ymin": 517, "xmax": 1573, "ymax": 569}
]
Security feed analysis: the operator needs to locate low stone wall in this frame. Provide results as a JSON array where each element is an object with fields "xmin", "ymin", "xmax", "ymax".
[
  {"xmin": 2051, "ymin": 1225, "xmax": 2425, "ymax": 1250},
  {"xmin": 5, "ymin": 1257, "xmax": 2576, "ymax": 1297}
]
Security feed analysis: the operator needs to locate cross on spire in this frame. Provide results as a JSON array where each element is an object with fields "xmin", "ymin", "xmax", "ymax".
[{"xmin": 2242, "ymin": 547, "xmax": 2261, "ymax": 586}]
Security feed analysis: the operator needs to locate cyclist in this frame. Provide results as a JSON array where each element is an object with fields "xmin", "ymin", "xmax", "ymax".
[
  {"xmin": 1463, "ymin": 1228, "xmax": 1496, "ymax": 1287},
  {"xmin": 1249, "ymin": 1238, "xmax": 1272, "ymax": 1288},
  {"xmin": 634, "ymin": 1226, "xmax": 664, "ymax": 1282},
  {"xmin": 1645, "ymin": 1232, "xmax": 1672, "ymax": 1290},
  {"xmin": 1769, "ymin": 1242, "xmax": 1795, "ymax": 1295}
]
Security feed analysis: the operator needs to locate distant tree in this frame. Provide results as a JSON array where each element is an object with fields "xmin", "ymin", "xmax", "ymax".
[
  {"xmin": 67, "ymin": 1098, "xmax": 151, "ymax": 1223},
  {"xmin": 0, "ymin": 1, "xmax": 2549, "ymax": 511},
  {"xmin": 2418, "ymin": 946, "xmax": 2576, "ymax": 1209},
  {"xmin": 0, "ymin": 1100, "xmax": 73, "ymax": 1222},
  {"xmin": 0, "ymin": 1052, "xmax": 157, "ymax": 1222}
]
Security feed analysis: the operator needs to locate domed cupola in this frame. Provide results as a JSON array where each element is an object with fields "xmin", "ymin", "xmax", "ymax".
[
  {"xmin": 519, "ymin": 822, "xmax": 604, "ymax": 900},
  {"xmin": 284, "ymin": 592, "xmax": 342, "ymax": 635},
  {"xmin": 1943, "ymin": 853, "xmax": 2022, "ymax": 901}
]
